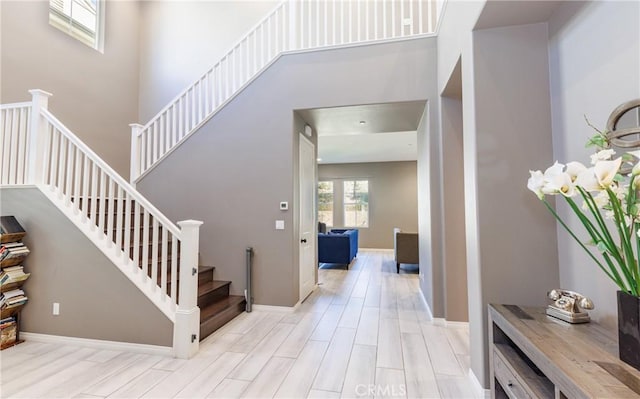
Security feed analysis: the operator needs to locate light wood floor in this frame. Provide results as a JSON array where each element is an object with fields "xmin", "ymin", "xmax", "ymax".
[{"xmin": 1, "ymin": 250, "xmax": 476, "ymax": 399}]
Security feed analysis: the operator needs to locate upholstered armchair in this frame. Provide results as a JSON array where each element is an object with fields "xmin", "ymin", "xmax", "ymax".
[{"xmin": 394, "ymin": 228, "xmax": 419, "ymax": 273}]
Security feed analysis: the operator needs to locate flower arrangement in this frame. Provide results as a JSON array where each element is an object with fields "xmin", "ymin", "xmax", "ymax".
[{"xmin": 527, "ymin": 129, "xmax": 640, "ymax": 297}]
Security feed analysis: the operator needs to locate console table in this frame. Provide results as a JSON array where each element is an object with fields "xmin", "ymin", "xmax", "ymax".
[{"xmin": 489, "ymin": 304, "xmax": 640, "ymax": 398}]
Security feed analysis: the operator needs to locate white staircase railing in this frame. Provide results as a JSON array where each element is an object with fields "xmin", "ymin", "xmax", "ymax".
[
  {"xmin": 1, "ymin": 90, "xmax": 202, "ymax": 359},
  {"xmin": 131, "ymin": 0, "xmax": 438, "ymax": 182}
]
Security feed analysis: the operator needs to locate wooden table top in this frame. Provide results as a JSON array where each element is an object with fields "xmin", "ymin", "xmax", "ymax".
[{"xmin": 489, "ymin": 304, "xmax": 640, "ymax": 398}]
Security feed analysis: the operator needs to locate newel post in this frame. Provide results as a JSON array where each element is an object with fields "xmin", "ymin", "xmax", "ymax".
[
  {"xmin": 174, "ymin": 219, "xmax": 203, "ymax": 359},
  {"xmin": 129, "ymin": 123, "xmax": 143, "ymax": 185},
  {"xmin": 27, "ymin": 89, "xmax": 52, "ymax": 184}
]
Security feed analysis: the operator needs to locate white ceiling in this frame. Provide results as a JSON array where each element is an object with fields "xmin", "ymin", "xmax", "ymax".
[{"xmin": 297, "ymin": 101, "xmax": 427, "ymax": 164}]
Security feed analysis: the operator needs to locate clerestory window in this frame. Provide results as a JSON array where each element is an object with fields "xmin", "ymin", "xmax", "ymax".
[{"xmin": 49, "ymin": 0, "xmax": 104, "ymax": 51}]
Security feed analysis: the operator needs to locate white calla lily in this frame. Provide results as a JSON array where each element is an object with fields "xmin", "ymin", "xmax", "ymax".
[
  {"xmin": 566, "ymin": 161, "xmax": 587, "ymax": 182},
  {"xmin": 594, "ymin": 157, "xmax": 622, "ymax": 188},
  {"xmin": 527, "ymin": 170, "xmax": 545, "ymax": 199},
  {"xmin": 546, "ymin": 172, "xmax": 576, "ymax": 197},
  {"xmin": 575, "ymin": 168, "xmax": 601, "ymax": 192},
  {"xmin": 544, "ymin": 161, "xmax": 564, "ymax": 178},
  {"xmin": 527, "ymin": 131, "xmax": 640, "ymax": 297}
]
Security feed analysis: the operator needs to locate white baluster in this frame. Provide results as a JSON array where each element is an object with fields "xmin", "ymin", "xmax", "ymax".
[
  {"xmin": 418, "ymin": 0, "xmax": 423, "ymax": 33},
  {"xmin": 174, "ymin": 219, "xmax": 203, "ymax": 359},
  {"xmin": 392, "ymin": 0, "xmax": 396, "ymax": 37},
  {"xmin": 106, "ymin": 177, "xmax": 115, "ymax": 247},
  {"xmin": 129, "ymin": 123, "xmax": 143, "ymax": 184},
  {"xmin": 289, "ymin": 0, "xmax": 297, "ymax": 50},
  {"xmin": 160, "ymin": 227, "xmax": 168, "ymax": 298},
  {"xmin": 383, "ymin": 0, "xmax": 388, "ymax": 38},
  {"xmin": 27, "ymin": 89, "xmax": 52, "ymax": 184},
  {"xmin": 16, "ymin": 108, "xmax": 27, "ymax": 184},
  {"xmin": 151, "ymin": 218, "xmax": 159, "ymax": 291},
  {"xmin": 400, "ymin": 0, "xmax": 405, "ymax": 36},
  {"xmin": 116, "ymin": 186, "xmax": 124, "ymax": 256}
]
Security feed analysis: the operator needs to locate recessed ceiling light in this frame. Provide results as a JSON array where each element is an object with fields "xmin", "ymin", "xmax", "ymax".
[
  {"xmin": 359, "ymin": 120, "xmax": 366, "ymax": 125},
  {"xmin": 317, "ymin": 158, "xmax": 322, "ymax": 162}
]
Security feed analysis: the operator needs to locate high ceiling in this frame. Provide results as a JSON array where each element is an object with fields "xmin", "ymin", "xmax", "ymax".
[{"xmin": 297, "ymin": 101, "xmax": 427, "ymax": 164}]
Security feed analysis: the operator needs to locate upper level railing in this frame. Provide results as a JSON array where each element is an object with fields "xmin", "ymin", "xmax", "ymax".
[
  {"xmin": 130, "ymin": 0, "xmax": 438, "ymax": 182},
  {"xmin": 1, "ymin": 90, "xmax": 202, "ymax": 358}
]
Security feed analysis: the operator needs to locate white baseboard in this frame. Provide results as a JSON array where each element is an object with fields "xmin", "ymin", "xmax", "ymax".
[
  {"xmin": 433, "ymin": 318, "xmax": 447, "ymax": 326},
  {"xmin": 20, "ymin": 332, "xmax": 173, "ymax": 357},
  {"xmin": 358, "ymin": 248, "xmax": 393, "ymax": 252},
  {"xmin": 251, "ymin": 303, "xmax": 299, "ymax": 313},
  {"xmin": 469, "ymin": 368, "xmax": 490, "ymax": 398},
  {"xmin": 445, "ymin": 320, "xmax": 469, "ymax": 328}
]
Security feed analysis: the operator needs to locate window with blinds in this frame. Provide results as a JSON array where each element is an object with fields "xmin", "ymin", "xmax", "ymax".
[{"xmin": 49, "ymin": 0, "xmax": 104, "ymax": 51}]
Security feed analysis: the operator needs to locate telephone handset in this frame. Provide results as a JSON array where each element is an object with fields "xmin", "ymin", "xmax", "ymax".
[{"xmin": 546, "ymin": 289, "xmax": 594, "ymax": 324}]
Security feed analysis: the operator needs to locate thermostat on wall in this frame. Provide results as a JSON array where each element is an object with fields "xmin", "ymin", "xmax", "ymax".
[{"xmin": 280, "ymin": 201, "xmax": 289, "ymax": 210}]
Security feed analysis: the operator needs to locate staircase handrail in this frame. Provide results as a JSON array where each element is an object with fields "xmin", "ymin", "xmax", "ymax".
[
  {"xmin": 131, "ymin": 0, "xmax": 437, "ymax": 182},
  {"xmin": 1, "ymin": 101, "xmax": 32, "ymax": 110},
  {"xmin": 2, "ymin": 91, "xmax": 202, "ymax": 358},
  {"xmin": 138, "ymin": 0, "xmax": 288, "ymax": 133},
  {"xmin": 41, "ymin": 108, "xmax": 182, "ymax": 238}
]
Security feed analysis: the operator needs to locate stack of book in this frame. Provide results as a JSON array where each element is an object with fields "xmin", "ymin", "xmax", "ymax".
[
  {"xmin": 0, "ymin": 216, "xmax": 29, "ymax": 349},
  {"xmin": 1, "ymin": 266, "xmax": 30, "ymax": 288},
  {"xmin": 0, "ymin": 242, "xmax": 30, "ymax": 263},
  {"xmin": 0, "ymin": 216, "xmax": 26, "ymax": 243},
  {"xmin": 1, "ymin": 289, "xmax": 28, "ymax": 311}
]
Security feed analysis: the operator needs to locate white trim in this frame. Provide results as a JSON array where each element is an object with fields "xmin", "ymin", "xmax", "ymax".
[
  {"xmin": 433, "ymin": 318, "xmax": 446, "ymax": 327},
  {"xmin": 358, "ymin": 248, "xmax": 393, "ymax": 252},
  {"xmin": 418, "ymin": 286, "xmax": 434, "ymax": 322},
  {"xmin": 251, "ymin": 302, "xmax": 300, "ymax": 313},
  {"xmin": 0, "ymin": 184, "xmax": 37, "ymax": 189},
  {"xmin": 445, "ymin": 320, "xmax": 469, "ymax": 328},
  {"xmin": 469, "ymin": 368, "xmax": 491, "ymax": 398},
  {"xmin": 20, "ymin": 332, "xmax": 173, "ymax": 357}
]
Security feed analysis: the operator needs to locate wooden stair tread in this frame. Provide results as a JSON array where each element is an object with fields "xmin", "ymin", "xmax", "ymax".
[
  {"xmin": 198, "ymin": 280, "xmax": 230, "ymax": 296},
  {"xmin": 200, "ymin": 295, "xmax": 245, "ymax": 321}
]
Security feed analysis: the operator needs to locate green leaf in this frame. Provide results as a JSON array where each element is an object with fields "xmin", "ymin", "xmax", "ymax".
[
  {"xmin": 597, "ymin": 241, "xmax": 608, "ymax": 253},
  {"xmin": 586, "ymin": 134, "xmax": 608, "ymax": 149}
]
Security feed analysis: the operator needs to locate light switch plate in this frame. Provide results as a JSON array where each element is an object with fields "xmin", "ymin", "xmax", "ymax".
[
  {"xmin": 280, "ymin": 201, "xmax": 288, "ymax": 210},
  {"xmin": 275, "ymin": 220, "xmax": 285, "ymax": 230}
]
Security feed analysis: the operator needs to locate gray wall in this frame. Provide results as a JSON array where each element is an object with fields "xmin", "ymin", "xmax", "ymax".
[
  {"xmin": 318, "ymin": 161, "xmax": 419, "ymax": 249},
  {"xmin": 441, "ymin": 96, "xmax": 468, "ymax": 323},
  {"xmin": 0, "ymin": 187, "xmax": 173, "ymax": 347},
  {"xmin": 137, "ymin": 38, "xmax": 437, "ymax": 306},
  {"xmin": 137, "ymin": 1, "xmax": 279, "ymax": 121},
  {"xmin": 548, "ymin": 0, "xmax": 640, "ymax": 329},
  {"xmin": 0, "ymin": 1, "xmax": 140, "ymax": 177},
  {"xmin": 416, "ymin": 102, "xmax": 443, "ymax": 316},
  {"xmin": 465, "ymin": 22, "xmax": 561, "ymax": 387}
]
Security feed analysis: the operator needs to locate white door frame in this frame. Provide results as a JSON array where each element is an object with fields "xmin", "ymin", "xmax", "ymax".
[{"xmin": 299, "ymin": 133, "xmax": 317, "ymax": 302}]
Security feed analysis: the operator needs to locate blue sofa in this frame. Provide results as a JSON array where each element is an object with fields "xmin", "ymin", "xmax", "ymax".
[{"xmin": 318, "ymin": 229, "xmax": 358, "ymax": 267}]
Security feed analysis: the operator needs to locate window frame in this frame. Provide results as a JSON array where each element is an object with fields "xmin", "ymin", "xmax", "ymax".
[
  {"xmin": 49, "ymin": 0, "xmax": 105, "ymax": 52},
  {"xmin": 343, "ymin": 179, "xmax": 370, "ymax": 228},
  {"xmin": 317, "ymin": 180, "xmax": 335, "ymax": 227}
]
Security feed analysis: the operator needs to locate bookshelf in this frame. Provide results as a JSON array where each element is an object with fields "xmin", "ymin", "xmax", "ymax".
[{"xmin": 1, "ymin": 216, "xmax": 30, "ymax": 350}]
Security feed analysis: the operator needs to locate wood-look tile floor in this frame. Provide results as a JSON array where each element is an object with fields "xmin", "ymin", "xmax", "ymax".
[{"xmin": 0, "ymin": 250, "xmax": 477, "ymax": 399}]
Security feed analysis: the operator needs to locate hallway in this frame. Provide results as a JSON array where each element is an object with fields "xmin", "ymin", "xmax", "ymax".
[{"xmin": 1, "ymin": 250, "xmax": 475, "ymax": 398}]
